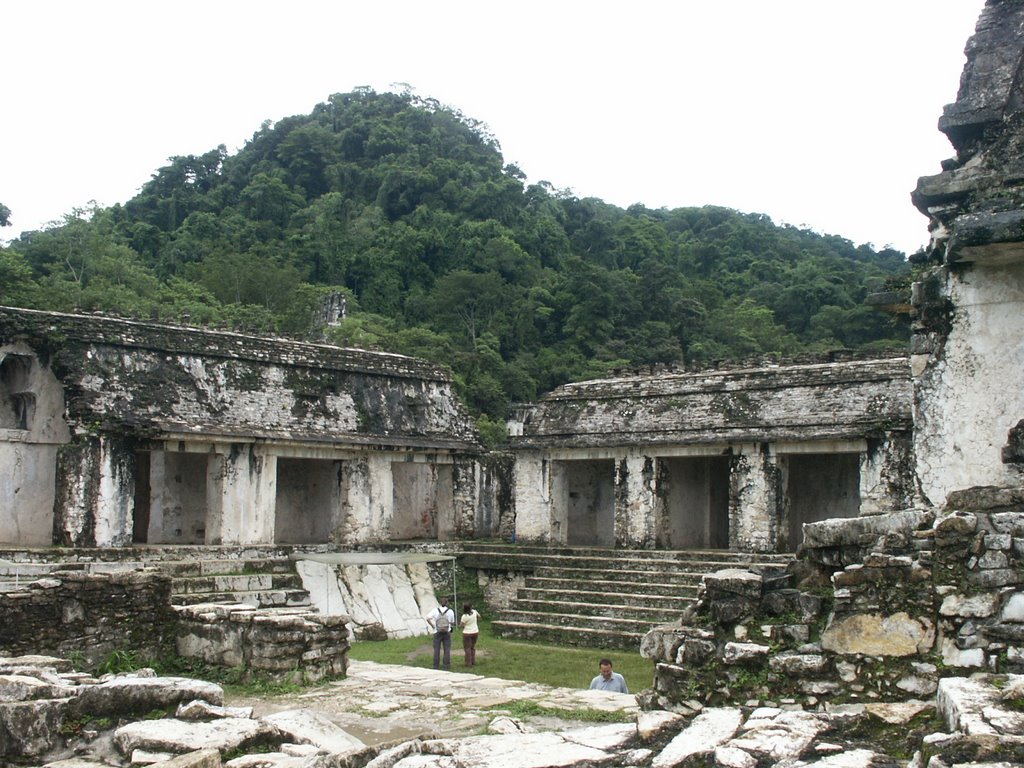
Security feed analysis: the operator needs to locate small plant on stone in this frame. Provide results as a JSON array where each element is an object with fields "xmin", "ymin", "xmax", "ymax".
[{"xmin": 96, "ymin": 648, "xmax": 146, "ymax": 675}]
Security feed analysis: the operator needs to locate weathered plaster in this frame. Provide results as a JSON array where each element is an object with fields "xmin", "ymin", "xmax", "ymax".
[
  {"xmin": 0, "ymin": 442, "xmax": 58, "ymax": 545},
  {"xmin": 915, "ymin": 264, "xmax": 1024, "ymax": 505},
  {"xmin": 512, "ymin": 452, "xmax": 552, "ymax": 543},
  {"xmin": 730, "ymin": 447, "xmax": 779, "ymax": 553},
  {"xmin": 0, "ymin": 307, "xmax": 485, "ymax": 547},
  {"xmin": 617, "ymin": 453, "xmax": 658, "ymax": 548},
  {"xmin": 512, "ymin": 358, "xmax": 911, "ymax": 551}
]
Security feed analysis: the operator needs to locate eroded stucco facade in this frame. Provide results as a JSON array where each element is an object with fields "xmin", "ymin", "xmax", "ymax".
[
  {"xmin": 511, "ymin": 357, "xmax": 915, "ymax": 552},
  {"xmin": 910, "ymin": 0, "xmax": 1024, "ymax": 507},
  {"xmin": 0, "ymin": 307, "xmax": 487, "ymax": 547}
]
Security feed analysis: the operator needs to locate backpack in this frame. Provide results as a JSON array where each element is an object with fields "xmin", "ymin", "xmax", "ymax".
[{"xmin": 436, "ymin": 609, "xmax": 451, "ymax": 632}]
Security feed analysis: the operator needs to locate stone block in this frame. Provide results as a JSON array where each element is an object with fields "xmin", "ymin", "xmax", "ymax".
[
  {"xmin": 940, "ymin": 592, "xmax": 999, "ymax": 618},
  {"xmin": 723, "ymin": 642, "xmax": 770, "ymax": 665},
  {"xmin": 821, "ymin": 612, "xmax": 935, "ymax": 656}
]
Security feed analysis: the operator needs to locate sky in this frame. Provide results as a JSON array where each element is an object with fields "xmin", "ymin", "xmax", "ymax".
[{"xmin": 2, "ymin": 1, "xmax": 987, "ymax": 255}]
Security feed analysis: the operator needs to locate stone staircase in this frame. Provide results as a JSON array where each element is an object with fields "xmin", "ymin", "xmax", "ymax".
[
  {"xmin": 0, "ymin": 545, "xmax": 318, "ymax": 610},
  {"xmin": 459, "ymin": 543, "xmax": 794, "ymax": 651}
]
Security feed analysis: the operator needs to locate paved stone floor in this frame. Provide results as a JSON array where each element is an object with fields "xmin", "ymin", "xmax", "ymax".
[{"xmin": 226, "ymin": 660, "xmax": 639, "ymax": 745}]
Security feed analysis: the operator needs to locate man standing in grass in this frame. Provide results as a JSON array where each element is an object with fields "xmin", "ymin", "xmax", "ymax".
[
  {"xmin": 427, "ymin": 596, "xmax": 456, "ymax": 670},
  {"xmin": 589, "ymin": 658, "xmax": 628, "ymax": 693}
]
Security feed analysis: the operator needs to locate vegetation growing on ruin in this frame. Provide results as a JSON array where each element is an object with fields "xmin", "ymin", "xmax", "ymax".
[{"xmin": 0, "ymin": 89, "xmax": 911, "ymax": 440}]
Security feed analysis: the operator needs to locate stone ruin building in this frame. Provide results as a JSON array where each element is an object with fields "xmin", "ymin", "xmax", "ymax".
[
  {"xmin": 0, "ymin": 306, "xmax": 488, "ymax": 549},
  {"xmin": 5, "ymin": 1, "xmax": 1024, "ymax": 765},
  {"xmin": 509, "ymin": 354, "xmax": 915, "ymax": 553}
]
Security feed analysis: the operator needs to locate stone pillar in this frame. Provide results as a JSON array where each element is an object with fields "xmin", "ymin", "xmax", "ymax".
[
  {"xmin": 450, "ymin": 457, "xmax": 478, "ymax": 540},
  {"xmin": 513, "ymin": 451, "xmax": 553, "ymax": 543},
  {"xmin": 338, "ymin": 453, "xmax": 393, "ymax": 545},
  {"xmin": 729, "ymin": 445, "xmax": 780, "ymax": 552},
  {"xmin": 208, "ymin": 444, "xmax": 276, "ymax": 545},
  {"xmin": 860, "ymin": 433, "xmax": 918, "ymax": 515},
  {"xmin": 614, "ymin": 452, "xmax": 658, "ymax": 548},
  {"xmin": 53, "ymin": 434, "xmax": 136, "ymax": 547}
]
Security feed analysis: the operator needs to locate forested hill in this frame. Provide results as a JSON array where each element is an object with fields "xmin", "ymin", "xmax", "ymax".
[{"xmin": 0, "ymin": 88, "xmax": 910, "ymax": 443}]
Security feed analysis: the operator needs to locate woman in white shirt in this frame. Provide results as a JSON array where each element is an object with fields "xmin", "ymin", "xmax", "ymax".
[{"xmin": 460, "ymin": 602, "xmax": 481, "ymax": 666}]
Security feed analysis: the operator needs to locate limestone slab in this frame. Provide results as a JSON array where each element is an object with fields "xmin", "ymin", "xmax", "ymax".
[
  {"xmin": 262, "ymin": 708, "xmax": 365, "ymax": 753},
  {"xmin": 652, "ymin": 707, "xmax": 743, "ymax": 768},
  {"xmin": 113, "ymin": 717, "xmax": 277, "ymax": 756}
]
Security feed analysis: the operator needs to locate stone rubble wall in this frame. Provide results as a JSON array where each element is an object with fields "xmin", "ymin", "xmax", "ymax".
[
  {"xmin": 0, "ymin": 570, "xmax": 176, "ymax": 668},
  {"xmin": 175, "ymin": 603, "xmax": 350, "ymax": 682},
  {"xmin": 642, "ymin": 486, "xmax": 1024, "ymax": 713}
]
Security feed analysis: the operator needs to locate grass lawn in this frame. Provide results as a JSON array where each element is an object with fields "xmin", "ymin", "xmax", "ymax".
[{"xmin": 347, "ymin": 619, "xmax": 655, "ymax": 692}]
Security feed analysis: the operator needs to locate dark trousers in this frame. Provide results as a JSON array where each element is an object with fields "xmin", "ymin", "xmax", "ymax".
[
  {"xmin": 463, "ymin": 632, "xmax": 478, "ymax": 666},
  {"xmin": 433, "ymin": 630, "xmax": 451, "ymax": 669}
]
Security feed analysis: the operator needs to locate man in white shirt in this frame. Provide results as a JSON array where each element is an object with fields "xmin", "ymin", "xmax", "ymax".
[
  {"xmin": 589, "ymin": 658, "xmax": 628, "ymax": 693},
  {"xmin": 426, "ymin": 596, "xmax": 456, "ymax": 670}
]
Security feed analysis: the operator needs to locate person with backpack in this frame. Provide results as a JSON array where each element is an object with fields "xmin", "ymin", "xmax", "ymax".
[{"xmin": 427, "ymin": 596, "xmax": 456, "ymax": 670}]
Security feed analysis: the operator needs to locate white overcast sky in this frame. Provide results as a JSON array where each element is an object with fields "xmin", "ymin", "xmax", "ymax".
[{"xmin": 2, "ymin": 1, "xmax": 986, "ymax": 255}]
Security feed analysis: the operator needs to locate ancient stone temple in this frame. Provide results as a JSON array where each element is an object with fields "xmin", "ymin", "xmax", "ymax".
[
  {"xmin": 0, "ymin": 306, "xmax": 484, "ymax": 548},
  {"xmin": 911, "ymin": 0, "xmax": 1024, "ymax": 505},
  {"xmin": 510, "ymin": 355, "xmax": 915, "ymax": 552}
]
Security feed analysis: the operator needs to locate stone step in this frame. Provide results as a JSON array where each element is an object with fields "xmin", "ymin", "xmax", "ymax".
[
  {"xmin": 171, "ymin": 572, "xmax": 304, "ymax": 594},
  {"xmin": 522, "ymin": 574, "xmax": 702, "ymax": 595},
  {"xmin": 517, "ymin": 586, "xmax": 696, "ymax": 610},
  {"xmin": 511, "ymin": 598, "xmax": 691, "ymax": 622},
  {"xmin": 0, "ymin": 562, "xmax": 82, "ymax": 578},
  {"xmin": 172, "ymin": 589, "xmax": 313, "ymax": 609},
  {"xmin": 462, "ymin": 550, "xmax": 791, "ymax": 575},
  {"xmin": 491, "ymin": 619, "xmax": 644, "ymax": 651},
  {"xmin": 463, "ymin": 544, "xmax": 792, "ymax": 563},
  {"xmin": 498, "ymin": 609, "xmax": 663, "ymax": 634},
  {"xmin": 530, "ymin": 565, "xmax": 711, "ymax": 585},
  {"xmin": 463, "ymin": 542, "xmax": 793, "ymax": 561}
]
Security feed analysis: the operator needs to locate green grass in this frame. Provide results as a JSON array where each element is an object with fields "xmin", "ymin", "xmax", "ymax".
[{"xmin": 347, "ymin": 619, "xmax": 654, "ymax": 691}]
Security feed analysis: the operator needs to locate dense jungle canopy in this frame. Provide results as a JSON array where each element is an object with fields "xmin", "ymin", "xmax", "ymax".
[{"xmin": 0, "ymin": 89, "xmax": 911, "ymax": 444}]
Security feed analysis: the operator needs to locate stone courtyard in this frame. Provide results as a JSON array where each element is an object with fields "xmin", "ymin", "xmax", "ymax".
[{"xmin": 4, "ymin": 0, "xmax": 1024, "ymax": 767}]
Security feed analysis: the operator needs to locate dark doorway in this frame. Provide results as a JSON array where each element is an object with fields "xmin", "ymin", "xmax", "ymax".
[
  {"xmin": 563, "ymin": 459, "xmax": 615, "ymax": 547},
  {"xmin": 662, "ymin": 456, "xmax": 730, "ymax": 549},
  {"xmin": 785, "ymin": 453, "xmax": 860, "ymax": 549}
]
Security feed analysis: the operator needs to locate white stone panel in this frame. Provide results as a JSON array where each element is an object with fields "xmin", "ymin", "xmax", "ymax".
[
  {"xmin": 513, "ymin": 452, "xmax": 552, "ymax": 543},
  {"xmin": 915, "ymin": 263, "xmax": 1024, "ymax": 505},
  {"xmin": 0, "ymin": 442, "xmax": 56, "ymax": 545}
]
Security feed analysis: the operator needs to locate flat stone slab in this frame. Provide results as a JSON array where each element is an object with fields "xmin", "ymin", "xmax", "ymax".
[
  {"xmin": 937, "ymin": 675, "xmax": 1024, "ymax": 736},
  {"xmin": 652, "ymin": 707, "xmax": 744, "ymax": 767},
  {"xmin": 263, "ymin": 708, "xmax": 365, "ymax": 753},
  {"xmin": 439, "ymin": 731, "xmax": 617, "ymax": 768},
  {"xmin": 77, "ymin": 675, "xmax": 224, "ymax": 717},
  {"xmin": 113, "ymin": 717, "xmax": 277, "ymax": 756}
]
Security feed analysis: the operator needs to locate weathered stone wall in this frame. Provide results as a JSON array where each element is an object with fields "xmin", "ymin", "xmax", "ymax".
[
  {"xmin": 0, "ymin": 306, "xmax": 478, "ymax": 448},
  {"xmin": 511, "ymin": 358, "xmax": 913, "ymax": 551},
  {"xmin": 910, "ymin": 0, "xmax": 1024, "ymax": 507},
  {"xmin": 0, "ymin": 571, "xmax": 176, "ymax": 667},
  {"xmin": 515, "ymin": 357, "xmax": 911, "ymax": 450},
  {"xmin": 175, "ymin": 603, "xmax": 349, "ymax": 682},
  {"xmin": 0, "ymin": 341, "xmax": 72, "ymax": 545},
  {"xmin": 642, "ymin": 488, "xmax": 1024, "ymax": 712},
  {"xmin": 912, "ymin": 265, "xmax": 1024, "ymax": 505},
  {"xmin": 0, "ymin": 306, "xmax": 492, "ymax": 548}
]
